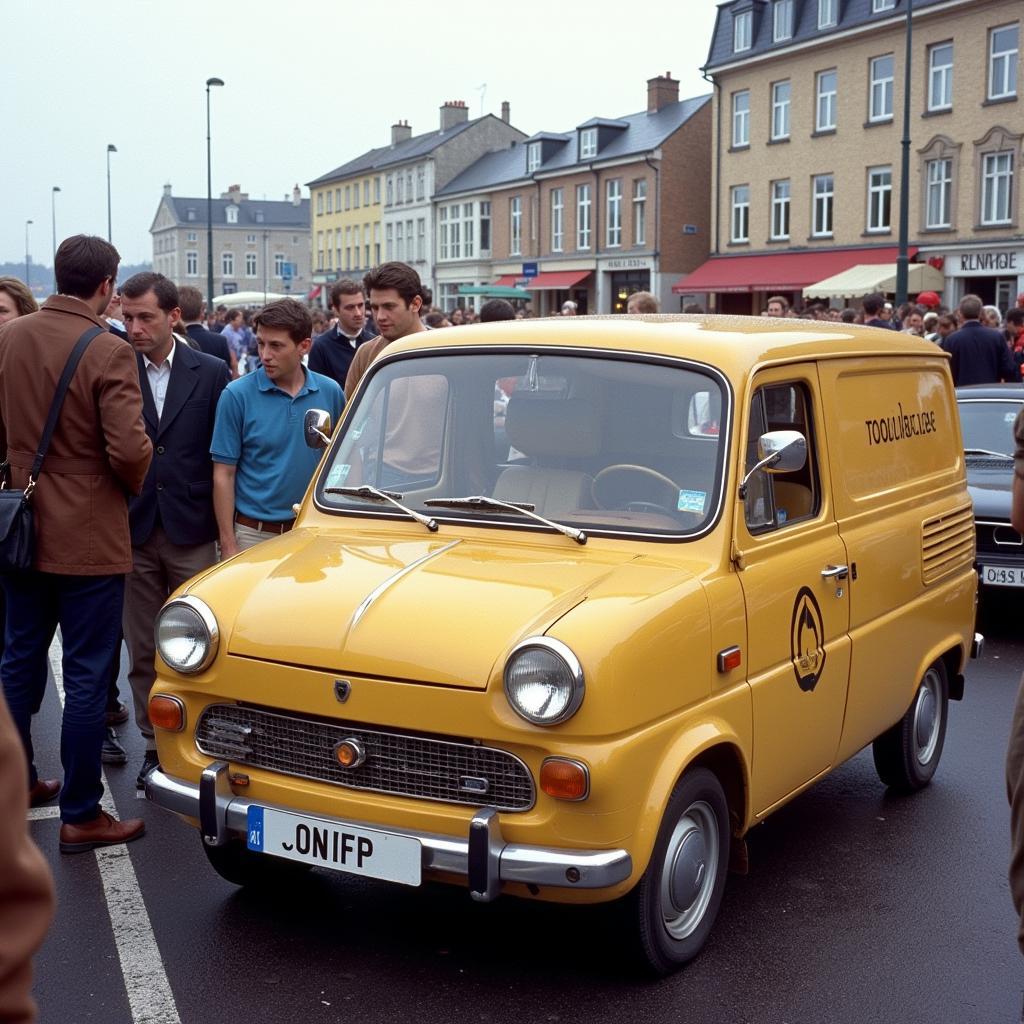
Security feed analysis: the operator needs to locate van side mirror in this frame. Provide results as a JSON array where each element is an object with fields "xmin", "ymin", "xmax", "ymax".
[
  {"xmin": 304, "ymin": 409, "xmax": 333, "ymax": 450},
  {"xmin": 738, "ymin": 430, "xmax": 807, "ymax": 498}
]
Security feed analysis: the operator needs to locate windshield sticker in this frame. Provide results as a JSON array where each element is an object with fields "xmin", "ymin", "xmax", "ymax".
[
  {"xmin": 864, "ymin": 404, "xmax": 938, "ymax": 446},
  {"xmin": 1007, "ymin": 412, "xmax": 1018, "ymax": 424},
  {"xmin": 677, "ymin": 489, "xmax": 707, "ymax": 513},
  {"xmin": 325, "ymin": 464, "xmax": 351, "ymax": 488}
]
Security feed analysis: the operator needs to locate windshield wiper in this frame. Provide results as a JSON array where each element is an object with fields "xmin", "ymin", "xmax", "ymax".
[
  {"xmin": 325, "ymin": 485, "xmax": 438, "ymax": 532},
  {"xmin": 424, "ymin": 495, "xmax": 587, "ymax": 545},
  {"xmin": 964, "ymin": 447, "xmax": 1012, "ymax": 459}
]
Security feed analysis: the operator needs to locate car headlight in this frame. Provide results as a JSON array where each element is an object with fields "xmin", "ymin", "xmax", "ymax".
[
  {"xmin": 503, "ymin": 637, "xmax": 584, "ymax": 726},
  {"xmin": 156, "ymin": 596, "xmax": 219, "ymax": 675}
]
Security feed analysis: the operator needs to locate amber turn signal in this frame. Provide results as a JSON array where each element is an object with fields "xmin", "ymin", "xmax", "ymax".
[
  {"xmin": 149, "ymin": 694, "xmax": 185, "ymax": 732},
  {"xmin": 540, "ymin": 757, "xmax": 590, "ymax": 801}
]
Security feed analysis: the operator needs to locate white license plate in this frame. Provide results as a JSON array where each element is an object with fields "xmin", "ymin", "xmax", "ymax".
[
  {"xmin": 246, "ymin": 806, "xmax": 422, "ymax": 885},
  {"xmin": 980, "ymin": 565, "xmax": 1024, "ymax": 588}
]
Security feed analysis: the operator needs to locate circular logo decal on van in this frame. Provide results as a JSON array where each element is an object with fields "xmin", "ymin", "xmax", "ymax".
[{"xmin": 791, "ymin": 587, "xmax": 826, "ymax": 692}]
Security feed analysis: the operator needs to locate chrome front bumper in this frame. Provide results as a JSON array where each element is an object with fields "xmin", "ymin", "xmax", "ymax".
[{"xmin": 146, "ymin": 761, "xmax": 632, "ymax": 902}]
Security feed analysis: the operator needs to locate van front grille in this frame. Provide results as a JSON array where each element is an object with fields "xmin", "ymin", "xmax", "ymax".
[
  {"xmin": 921, "ymin": 504, "xmax": 975, "ymax": 585},
  {"xmin": 195, "ymin": 704, "xmax": 535, "ymax": 812}
]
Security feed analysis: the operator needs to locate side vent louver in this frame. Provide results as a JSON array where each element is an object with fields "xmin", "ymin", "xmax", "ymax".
[{"xmin": 921, "ymin": 504, "xmax": 975, "ymax": 585}]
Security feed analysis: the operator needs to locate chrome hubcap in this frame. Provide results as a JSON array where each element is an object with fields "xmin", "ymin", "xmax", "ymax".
[
  {"xmin": 660, "ymin": 800, "xmax": 718, "ymax": 940},
  {"xmin": 913, "ymin": 669, "xmax": 941, "ymax": 766}
]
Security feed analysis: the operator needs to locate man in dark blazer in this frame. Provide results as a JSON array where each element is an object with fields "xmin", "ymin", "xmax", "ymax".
[
  {"xmin": 942, "ymin": 293, "xmax": 1016, "ymax": 386},
  {"xmin": 177, "ymin": 284, "xmax": 237, "ymax": 377},
  {"xmin": 119, "ymin": 273, "xmax": 230, "ymax": 788},
  {"xmin": 308, "ymin": 278, "xmax": 376, "ymax": 389},
  {"xmin": 0, "ymin": 234, "xmax": 151, "ymax": 852}
]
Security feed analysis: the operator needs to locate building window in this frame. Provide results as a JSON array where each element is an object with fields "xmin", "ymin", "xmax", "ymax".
[
  {"xmin": 374, "ymin": 177, "xmax": 381, "ymax": 204},
  {"xmin": 927, "ymin": 42, "xmax": 954, "ymax": 111},
  {"xmin": 225, "ymin": 205, "xmax": 238, "ymax": 224},
  {"xmin": 396, "ymin": 222, "xmax": 405, "ymax": 261},
  {"xmin": 730, "ymin": 185, "xmax": 750, "ymax": 243},
  {"xmin": 982, "ymin": 152, "xmax": 1014, "ymax": 224},
  {"xmin": 480, "ymin": 201, "xmax": 491, "ymax": 254},
  {"xmin": 869, "ymin": 55, "xmax": 894, "ymax": 121},
  {"xmin": 925, "ymin": 158, "xmax": 952, "ymax": 228},
  {"xmin": 274, "ymin": 253, "xmax": 285, "ymax": 278},
  {"xmin": 773, "ymin": 0, "xmax": 793, "ymax": 41},
  {"xmin": 812, "ymin": 173, "xmax": 834, "ymax": 236},
  {"xmin": 385, "ymin": 223, "xmax": 393, "ymax": 260},
  {"xmin": 396, "ymin": 175, "xmax": 404, "ymax": 205},
  {"xmin": 364, "ymin": 180, "xmax": 370, "ymax": 206},
  {"xmin": 246, "ymin": 233, "xmax": 257, "ymax": 243},
  {"xmin": 440, "ymin": 207, "xmax": 451, "ymax": 259},
  {"xmin": 816, "ymin": 69, "xmax": 837, "ymax": 131},
  {"xmin": 373, "ymin": 223, "xmax": 381, "ymax": 264},
  {"xmin": 732, "ymin": 90, "xmax": 750, "ymax": 147},
  {"xmin": 245, "ymin": 252, "xmax": 257, "ymax": 277},
  {"xmin": 873, "ymin": 0, "xmax": 895, "ymax": 10},
  {"xmin": 185, "ymin": 251, "xmax": 198, "ymax": 276},
  {"xmin": 186, "ymin": 231, "xmax": 197, "ymax": 243},
  {"xmin": 406, "ymin": 172, "xmax": 413, "ymax": 202},
  {"xmin": 386, "ymin": 175, "xmax": 394, "ymax": 206},
  {"xmin": 550, "ymin": 188, "xmax": 564, "ymax": 251},
  {"xmin": 579, "ymin": 128, "xmax": 597, "ymax": 159},
  {"xmin": 818, "ymin": 0, "xmax": 837, "ymax": 29},
  {"xmin": 576, "ymin": 184, "xmax": 591, "ymax": 249},
  {"xmin": 527, "ymin": 142, "xmax": 541, "ymax": 172},
  {"xmin": 989, "ymin": 23, "xmax": 1019, "ymax": 100},
  {"xmin": 316, "ymin": 193, "xmax": 323, "ymax": 215},
  {"xmin": 326, "ymin": 191, "xmax": 333, "ymax": 214},
  {"xmin": 770, "ymin": 180, "xmax": 791, "ymax": 240},
  {"xmin": 186, "ymin": 208, "xmax": 196, "ymax": 222},
  {"xmin": 222, "ymin": 251, "xmax": 234, "ymax": 276},
  {"xmin": 734, "ymin": 9, "xmax": 752, "ymax": 51},
  {"xmin": 633, "ymin": 179, "xmax": 647, "ymax": 246},
  {"xmin": 414, "ymin": 167, "xmax": 424, "ymax": 201},
  {"xmin": 337, "ymin": 243, "xmax": 342, "ymax": 270},
  {"xmin": 417, "ymin": 218, "xmax": 426, "ymax": 261},
  {"xmin": 354, "ymin": 184, "xmax": 360, "ymax": 209},
  {"xmin": 510, "ymin": 196, "xmax": 522, "ymax": 255},
  {"xmin": 325, "ymin": 230, "xmax": 333, "ymax": 270},
  {"xmin": 771, "ymin": 80, "xmax": 791, "ymax": 140},
  {"xmin": 867, "ymin": 166, "xmax": 892, "ymax": 232},
  {"xmin": 606, "ymin": 179, "xmax": 622, "ymax": 247}
]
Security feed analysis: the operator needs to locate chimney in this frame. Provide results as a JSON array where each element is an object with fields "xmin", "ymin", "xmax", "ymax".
[
  {"xmin": 647, "ymin": 71, "xmax": 679, "ymax": 113},
  {"xmin": 292, "ymin": 184, "xmax": 301, "ymax": 207},
  {"xmin": 391, "ymin": 120, "xmax": 412, "ymax": 145},
  {"xmin": 500, "ymin": 101, "xmax": 510, "ymax": 124},
  {"xmin": 163, "ymin": 182, "xmax": 172, "ymax": 196},
  {"xmin": 440, "ymin": 100, "xmax": 469, "ymax": 131},
  {"xmin": 220, "ymin": 184, "xmax": 247, "ymax": 203}
]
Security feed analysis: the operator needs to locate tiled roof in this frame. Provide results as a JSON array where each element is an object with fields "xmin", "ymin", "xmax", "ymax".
[
  {"xmin": 437, "ymin": 94, "xmax": 710, "ymax": 196},
  {"xmin": 165, "ymin": 196, "xmax": 309, "ymax": 228}
]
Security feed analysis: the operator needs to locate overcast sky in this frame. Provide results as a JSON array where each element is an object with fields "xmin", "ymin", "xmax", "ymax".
[{"xmin": 5, "ymin": 0, "xmax": 720, "ymax": 269}]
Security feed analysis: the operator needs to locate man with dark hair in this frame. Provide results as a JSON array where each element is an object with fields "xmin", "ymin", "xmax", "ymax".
[
  {"xmin": 119, "ymin": 273, "xmax": 230, "ymax": 788},
  {"xmin": 308, "ymin": 279, "xmax": 375, "ymax": 388},
  {"xmin": 479, "ymin": 298, "xmax": 516, "ymax": 322},
  {"xmin": 862, "ymin": 292, "xmax": 897, "ymax": 330},
  {"xmin": 221, "ymin": 309, "xmax": 247, "ymax": 369},
  {"xmin": 344, "ymin": 262, "xmax": 426, "ymax": 395},
  {"xmin": 764, "ymin": 296, "xmax": 789, "ymax": 318},
  {"xmin": 0, "ymin": 234, "xmax": 151, "ymax": 851},
  {"xmin": 942, "ymin": 293, "xmax": 1016, "ymax": 386},
  {"xmin": 211, "ymin": 298, "xmax": 344, "ymax": 555},
  {"xmin": 178, "ymin": 285, "xmax": 234, "ymax": 372}
]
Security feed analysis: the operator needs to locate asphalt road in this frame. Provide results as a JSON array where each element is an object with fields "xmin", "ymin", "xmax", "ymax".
[{"xmin": 26, "ymin": 598, "xmax": 1024, "ymax": 1024}]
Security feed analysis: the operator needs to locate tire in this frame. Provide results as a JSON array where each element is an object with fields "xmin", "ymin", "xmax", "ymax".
[
  {"xmin": 625, "ymin": 767, "xmax": 730, "ymax": 976},
  {"xmin": 202, "ymin": 837, "xmax": 312, "ymax": 888},
  {"xmin": 872, "ymin": 659, "xmax": 949, "ymax": 792}
]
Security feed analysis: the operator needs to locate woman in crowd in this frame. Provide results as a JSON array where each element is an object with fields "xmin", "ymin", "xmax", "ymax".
[{"xmin": 0, "ymin": 277, "xmax": 38, "ymax": 326}]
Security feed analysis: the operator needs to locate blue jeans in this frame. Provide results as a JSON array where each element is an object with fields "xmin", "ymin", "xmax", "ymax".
[{"xmin": 1, "ymin": 572, "xmax": 125, "ymax": 824}]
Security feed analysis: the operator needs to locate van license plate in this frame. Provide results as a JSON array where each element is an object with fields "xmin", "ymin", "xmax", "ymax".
[
  {"xmin": 980, "ymin": 565, "xmax": 1024, "ymax": 587},
  {"xmin": 246, "ymin": 806, "xmax": 422, "ymax": 885}
]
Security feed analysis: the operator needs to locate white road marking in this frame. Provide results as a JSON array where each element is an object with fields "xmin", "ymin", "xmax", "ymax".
[
  {"xmin": 45, "ymin": 633, "xmax": 182, "ymax": 1024},
  {"xmin": 27, "ymin": 806, "xmax": 61, "ymax": 821}
]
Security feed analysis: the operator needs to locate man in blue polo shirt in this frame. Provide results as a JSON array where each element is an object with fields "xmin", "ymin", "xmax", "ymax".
[{"xmin": 211, "ymin": 298, "xmax": 344, "ymax": 557}]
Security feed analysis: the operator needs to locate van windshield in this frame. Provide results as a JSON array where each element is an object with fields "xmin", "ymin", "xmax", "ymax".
[{"xmin": 315, "ymin": 350, "xmax": 729, "ymax": 538}]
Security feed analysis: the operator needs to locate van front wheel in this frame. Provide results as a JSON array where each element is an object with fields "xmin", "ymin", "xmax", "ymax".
[
  {"xmin": 626, "ymin": 767, "xmax": 729, "ymax": 975},
  {"xmin": 872, "ymin": 660, "xmax": 949, "ymax": 792}
]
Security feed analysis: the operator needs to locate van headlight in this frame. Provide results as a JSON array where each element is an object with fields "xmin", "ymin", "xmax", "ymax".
[
  {"xmin": 156, "ymin": 596, "xmax": 219, "ymax": 675},
  {"xmin": 503, "ymin": 637, "xmax": 584, "ymax": 726}
]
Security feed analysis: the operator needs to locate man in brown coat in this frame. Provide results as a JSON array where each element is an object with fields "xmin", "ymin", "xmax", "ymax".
[{"xmin": 0, "ymin": 234, "xmax": 152, "ymax": 852}]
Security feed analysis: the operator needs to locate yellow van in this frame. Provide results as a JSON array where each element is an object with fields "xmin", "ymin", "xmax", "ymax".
[{"xmin": 146, "ymin": 316, "xmax": 978, "ymax": 974}]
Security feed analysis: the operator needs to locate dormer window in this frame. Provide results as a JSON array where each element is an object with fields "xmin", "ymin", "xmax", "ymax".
[
  {"xmin": 226, "ymin": 205, "xmax": 238, "ymax": 224},
  {"xmin": 579, "ymin": 128, "xmax": 597, "ymax": 159},
  {"xmin": 873, "ymin": 0, "xmax": 895, "ymax": 11},
  {"xmin": 186, "ymin": 208, "xmax": 196, "ymax": 221},
  {"xmin": 734, "ymin": 9, "xmax": 752, "ymax": 51},
  {"xmin": 527, "ymin": 142, "xmax": 542, "ymax": 172},
  {"xmin": 773, "ymin": 0, "xmax": 793, "ymax": 41},
  {"xmin": 255, "ymin": 210, "xmax": 264, "ymax": 223},
  {"xmin": 818, "ymin": 0, "xmax": 837, "ymax": 28}
]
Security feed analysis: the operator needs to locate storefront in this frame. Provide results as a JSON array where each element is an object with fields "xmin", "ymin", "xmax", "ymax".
[
  {"xmin": 917, "ymin": 243, "xmax": 1024, "ymax": 312},
  {"xmin": 492, "ymin": 269, "xmax": 593, "ymax": 316},
  {"xmin": 598, "ymin": 256, "xmax": 654, "ymax": 313}
]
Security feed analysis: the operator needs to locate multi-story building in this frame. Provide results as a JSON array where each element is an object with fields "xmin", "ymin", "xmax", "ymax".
[
  {"xmin": 306, "ymin": 103, "xmax": 524, "ymax": 303},
  {"xmin": 150, "ymin": 184, "xmax": 310, "ymax": 301},
  {"xmin": 434, "ymin": 75, "xmax": 711, "ymax": 315},
  {"xmin": 685, "ymin": 0, "xmax": 1023, "ymax": 313}
]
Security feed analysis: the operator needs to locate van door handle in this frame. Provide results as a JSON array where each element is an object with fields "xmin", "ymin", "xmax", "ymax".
[{"xmin": 821, "ymin": 564, "xmax": 849, "ymax": 581}]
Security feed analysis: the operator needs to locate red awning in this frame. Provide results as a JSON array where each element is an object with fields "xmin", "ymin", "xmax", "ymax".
[
  {"xmin": 307, "ymin": 285, "xmax": 322, "ymax": 300},
  {"xmin": 493, "ymin": 271, "xmax": 591, "ymax": 291},
  {"xmin": 672, "ymin": 246, "xmax": 918, "ymax": 294}
]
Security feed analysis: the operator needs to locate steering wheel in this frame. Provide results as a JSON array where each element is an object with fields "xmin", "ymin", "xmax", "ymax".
[{"xmin": 592, "ymin": 464, "xmax": 680, "ymax": 514}]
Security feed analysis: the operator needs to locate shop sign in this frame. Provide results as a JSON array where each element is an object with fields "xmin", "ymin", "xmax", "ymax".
[
  {"xmin": 957, "ymin": 251, "xmax": 1019, "ymax": 273},
  {"xmin": 604, "ymin": 257, "xmax": 652, "ymax": 271}
]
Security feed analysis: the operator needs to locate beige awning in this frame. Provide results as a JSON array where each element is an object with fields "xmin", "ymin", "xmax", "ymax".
[{"xmin": 802, "ymin": 262, "xmax": 944, "ymax": 299}]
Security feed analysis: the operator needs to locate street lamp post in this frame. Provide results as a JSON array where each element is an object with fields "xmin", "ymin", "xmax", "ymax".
[
  {"xmin": 51, "ymin": 186, "xmax": 61, "ymax": 277},
  {"xmin": 25, "ymin": 220, "xmax": 33, "ymax": 289},
  {"xmin": 895, "ymin": 0, "xmax": 914, "ymax": 306},
  {"xmin": 206, "ymin": 77, "xmax": 225, "ymax": 313},
  {"xmin": 106, "ymin": 144, "xmax": 118, "ymax": 243}
]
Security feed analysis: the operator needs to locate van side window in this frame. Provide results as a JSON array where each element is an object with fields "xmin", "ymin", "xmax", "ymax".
[{"xmin": 744, "ymin": 382, "xmax": 819, "ymax": 532}]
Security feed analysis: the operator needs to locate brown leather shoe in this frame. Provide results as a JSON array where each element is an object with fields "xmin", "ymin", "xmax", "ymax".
[
  {"xmin": 59, "ymin": 811, "xmax": 145, "ymax": 854},
  {"xmin": 29, "ymin": 779, "xmax": 60, "ymax": 807}
]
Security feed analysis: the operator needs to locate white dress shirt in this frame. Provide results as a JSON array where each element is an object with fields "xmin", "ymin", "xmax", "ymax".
[{"xmin": 144, "ymin": 339, "xmax": 178, "ymax": 421}]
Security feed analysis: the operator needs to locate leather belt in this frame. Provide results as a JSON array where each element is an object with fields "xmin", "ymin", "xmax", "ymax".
[{"xmin": 234, "ymin": 511, "xmax": 293, "ymax": 534}]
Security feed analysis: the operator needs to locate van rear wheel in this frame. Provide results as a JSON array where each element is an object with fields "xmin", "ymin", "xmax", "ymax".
[
  {"xmin": 625, "ymin": 767, "xmax": 729, "ymax": 975},
  {"xmin": 872, "ymin": 660, "xmax": 948, "ymax": 792}
]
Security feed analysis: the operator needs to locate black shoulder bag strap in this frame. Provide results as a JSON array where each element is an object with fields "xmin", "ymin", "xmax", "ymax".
[{"xmin": 22, "ymin": 325, "xmax": 106, "ymax": 497}]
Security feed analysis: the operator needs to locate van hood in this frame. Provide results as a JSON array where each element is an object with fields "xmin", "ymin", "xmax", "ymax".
[{"xmin": 222, "ymin": 531, "xmax": 651, "ymax": 688}]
